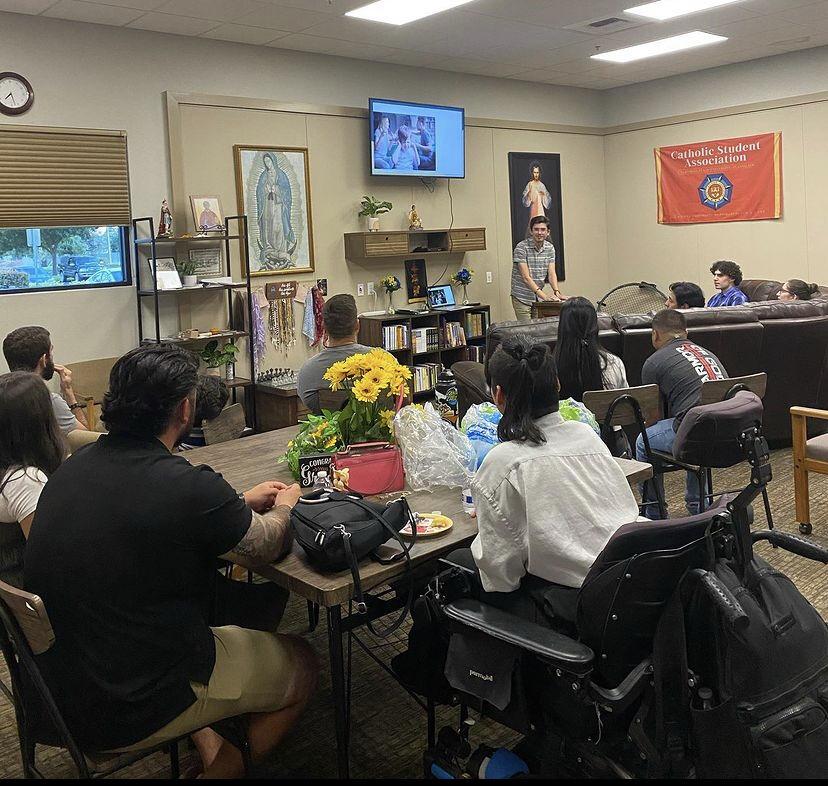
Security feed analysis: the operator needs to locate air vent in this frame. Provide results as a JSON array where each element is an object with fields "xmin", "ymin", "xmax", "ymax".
[{"xmin": 564, "ymin": 14, "xmax": 647, "ymax": 36}]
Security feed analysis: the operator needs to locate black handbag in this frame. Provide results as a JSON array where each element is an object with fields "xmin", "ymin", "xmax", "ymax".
[{"xmin": 290, "ymin": 489, "xmax": 416, "ymax": 635}]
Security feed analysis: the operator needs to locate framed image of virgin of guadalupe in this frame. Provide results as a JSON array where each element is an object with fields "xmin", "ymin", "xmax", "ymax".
[
  {"xmin": 507, "ymin": 152, "xmax": 565, "ymax": 282},
  {"xmin": 233, "ymin": 145, "xmax": 315, "ymax": 276}
]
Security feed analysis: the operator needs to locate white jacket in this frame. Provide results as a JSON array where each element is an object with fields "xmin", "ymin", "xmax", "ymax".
[{"xmin": 470, "ymin": 412, "xmax": 640, "ymax": 592}]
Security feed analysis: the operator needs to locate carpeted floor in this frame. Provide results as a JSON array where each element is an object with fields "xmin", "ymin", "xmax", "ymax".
[{"xmin": 1, "ymin": 446, "xmax": 826, "ymax": 779}]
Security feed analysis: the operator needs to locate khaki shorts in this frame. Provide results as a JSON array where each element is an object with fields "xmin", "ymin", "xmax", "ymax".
[
  {"xmin": 111, "ymin": 626, "xmax": 298, "ymax": 753},
  {"xmin": 511, "ymin": 296, "xmax": 533, "ymax": 323}
]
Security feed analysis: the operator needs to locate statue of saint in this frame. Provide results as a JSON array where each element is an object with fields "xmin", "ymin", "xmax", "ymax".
[
  {"xmin": 408, "ymin": 204, "xmax": 423, "ymax": 230},
  {"xmin": 157, "ymin": 199, "xmax": 173, "ymax": 238}
]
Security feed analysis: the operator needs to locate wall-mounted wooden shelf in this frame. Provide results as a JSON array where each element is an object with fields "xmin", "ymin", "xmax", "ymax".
[{"xmin": 344, "ymin": 227, "xmax": 486, "ymax": 261}]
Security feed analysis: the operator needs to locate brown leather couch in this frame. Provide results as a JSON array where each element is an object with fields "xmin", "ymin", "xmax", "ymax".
[{"xmin": 456, "ymin": 280, "xmax": 828, "ymax": 444}]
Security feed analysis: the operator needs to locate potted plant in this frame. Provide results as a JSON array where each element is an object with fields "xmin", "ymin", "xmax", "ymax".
[
  {"xmin": 450, "ymin": 267, "xmax": 474, "ymax": 305},
  {"xmin": 379, "ymin": 274, "xmax": 401, "ymax": 314},
  {"xmin": 176, "ymin": 257, "xmax": 198, "ymax": 287},
  {"xmin": 200, "ymin": 339, "xmax": 239, "ymax": 380},
  {"xmin": 358, "ymin": 195, "xmax": 392, "ymax": 232},
  {"xmin": 282, "ymin": 411, "xmax": 345, "ymax": 481}
]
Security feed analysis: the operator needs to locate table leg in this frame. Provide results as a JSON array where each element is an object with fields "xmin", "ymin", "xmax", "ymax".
[{"xmin": 326, "ymin": 604, "xmax": 350, "ymax": 779}]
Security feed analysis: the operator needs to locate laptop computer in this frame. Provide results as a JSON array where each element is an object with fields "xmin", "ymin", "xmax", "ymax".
[{"xmin": 427, "ymin": 284, "xmax": 456, "ymax": 310}]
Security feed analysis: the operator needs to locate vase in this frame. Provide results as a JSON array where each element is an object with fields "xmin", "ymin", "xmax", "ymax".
[
  {"xmin": 225, "ymin": 362, "xmax": 235, "ymax": 381},
  {"xmin": 182, "ymin": 274, "xmax": 197, "ymax": 287},
  {"xmin": 385, "ymin": 290, "xmax": 396, "ymax": 314},
  {"xmin": 367, "ymin": 216, "xmax": 380, "ymax": 232},
  {"xmin": 461, "ymin": 284, "xmax": 469, "ymax": 305}
]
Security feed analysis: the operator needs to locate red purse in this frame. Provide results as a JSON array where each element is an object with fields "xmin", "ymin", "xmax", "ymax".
[{"xmin": 333, "ymin": 442, "xmax": 405, "ymax": 495}]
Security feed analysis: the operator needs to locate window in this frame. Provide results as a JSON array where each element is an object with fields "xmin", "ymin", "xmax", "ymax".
[{"xmin": 0, "ymin": 225, "xmax": 130, "ymax": 294}]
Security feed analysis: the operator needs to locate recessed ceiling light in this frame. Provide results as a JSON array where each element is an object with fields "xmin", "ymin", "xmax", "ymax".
[
  {"xmin": 591, "ymin": 31, "xmax": 726, "ymax": 63},
  {"xmin": 626, "ymin": 0, "xmax": 743, "ymax": 21},
  {"xmin": 346, "ymin": 0, "xmax": 476, "ymax": 26}
]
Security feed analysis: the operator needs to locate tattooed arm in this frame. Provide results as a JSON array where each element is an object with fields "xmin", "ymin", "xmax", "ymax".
[{"xmin": 220, "ymin": 484, "xmax": 302, "ymax": 568}]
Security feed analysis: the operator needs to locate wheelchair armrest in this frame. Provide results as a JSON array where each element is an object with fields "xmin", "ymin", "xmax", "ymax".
[
  {"xmin": 443, "ymin": 599, "xmax": 594, "ymax": 676},
  {"xmin": 650, "ymin": 449, "xmax": 698, "ymax": 472}
]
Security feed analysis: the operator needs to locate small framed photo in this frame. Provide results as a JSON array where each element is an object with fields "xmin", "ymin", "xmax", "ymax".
[
  {"xmin": 188, "ymin": 248, "xmax": 223, "ymax": 277},
  {"xmin": 146, "ymin": 257, "xmax": 181, "ymax": 289},
  {"xmin": 189, "ymin": 195, "xmax": 224, "ymax": 233},
  {"xmin": 404, "ymin": 258, "xmax": 428, "ymax": 303}
]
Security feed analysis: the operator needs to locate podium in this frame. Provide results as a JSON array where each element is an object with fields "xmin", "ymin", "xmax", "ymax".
[{"xmin": 531, "ymin": 300, "xmax": 564, "ymax": 319}]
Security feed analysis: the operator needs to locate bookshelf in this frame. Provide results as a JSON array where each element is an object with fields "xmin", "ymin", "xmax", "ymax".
[{"xmin": 357, "ymin": 304, "xmax": 490, "ymax": 398}]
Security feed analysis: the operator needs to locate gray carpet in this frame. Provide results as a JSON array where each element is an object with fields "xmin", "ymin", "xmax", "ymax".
[{"xmin": 0, "ymin": 447, "xmax": 826, "ymax": 778}]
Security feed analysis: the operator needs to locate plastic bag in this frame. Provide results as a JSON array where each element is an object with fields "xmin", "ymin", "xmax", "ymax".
[
  {"xmin": 559, "ymin": 398, "xmax": 601, "ymax": 435},
  {"xmin": 460, "ymin": 402, "xmax": 502, "ymax": 469},
  {"xmin": 394, "ymin": 403, "xmax": 476, "ymax": 491}
]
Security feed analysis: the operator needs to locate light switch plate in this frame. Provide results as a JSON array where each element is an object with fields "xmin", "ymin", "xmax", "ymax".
[
  {"xmin": 486, "ymin": 271, "xmax": 493, "ymax": 283},
  {"xmin": 357, "ymin": 283, "xmax": 365, "ymax": 296},
  {"xmin": 367, "ymin": 282, "xmax": 376, "ymax": 295}
]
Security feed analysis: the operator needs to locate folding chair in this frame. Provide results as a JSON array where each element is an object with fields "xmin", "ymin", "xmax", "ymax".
[{"xmin": 791, "ymin": 406, "xmax": 828, "ymax": 535}]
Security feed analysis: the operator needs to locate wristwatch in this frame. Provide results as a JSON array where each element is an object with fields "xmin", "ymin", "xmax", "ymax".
[{"xmin": 68, "ymin": 402, "xmax": 85, "ymax": 411}]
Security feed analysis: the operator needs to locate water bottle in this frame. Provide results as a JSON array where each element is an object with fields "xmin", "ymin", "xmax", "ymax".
[
  {"xmin": 462, "ymin": 488, "xmax": 475, "ymax": 516},
  {"xmin": 435, "ymin": 368, "xmax": 458, "ymax": 417}
]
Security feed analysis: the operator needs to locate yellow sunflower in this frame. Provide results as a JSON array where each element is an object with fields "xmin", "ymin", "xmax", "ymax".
[
  {"xmin": 323, "ymin": 361, "xmax": 350, "ymax": 390},
  {"xmin": 363, "ymin": 367, "xmax": 390, "ymax": 389},
  {"xmin": 379, "ymin": 408, "xmax": 395, "ymax": 431},
  {"xmin": 353, "ymin": 377, "xmax": 381, "ymax": 403}
]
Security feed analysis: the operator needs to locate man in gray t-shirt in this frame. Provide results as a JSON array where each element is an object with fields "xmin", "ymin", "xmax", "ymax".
[
  {"xmin": 297, "ymin": 294, "xmax": 371, "ymax": 414},
  {"xmin": 510, "ymin": 216, "xmax": 564, "ymax": 322},
  {"xmin": 635, "ymin": 309, "xmax": 728, "ymax": 519},
  {"xmin": 3, "ymin": 325, "xmax": 88, "ymax": 436}
]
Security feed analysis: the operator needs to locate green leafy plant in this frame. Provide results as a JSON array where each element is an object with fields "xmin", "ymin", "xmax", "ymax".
[
  {"xmin": 281, "ymin": 411, "xmax": 345, "ymax": 479},
  {"xmin": 358, "ymin": 195, "xmax": 393, "ymax": 217},
  {"xmin": 199, "ymin": 339, "xmax": 239, "ymax": 368},
  {"xmin": 0, "ymin": 271, "xmax": 29, "ymax": 290},
  {"xmin": 176, "ymin": 257, "xmax": 198, "ymax": 277}
]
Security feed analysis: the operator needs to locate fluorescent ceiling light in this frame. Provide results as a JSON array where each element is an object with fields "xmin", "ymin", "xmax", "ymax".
[
  {"xmin": 346, "ymin": 0, "xmax": 475, "ymax": 26},
  {"xmin": 591, "ymin": 31, "xmax": 726, "ymax": 63},
  {"xmin": 626, "ymin": 0, "xmax": 743, "ymax": 21}
]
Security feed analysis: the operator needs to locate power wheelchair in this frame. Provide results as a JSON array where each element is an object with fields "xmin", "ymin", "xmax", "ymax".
[{"xmin": 393, "ymin": 423, "xmax": 828, "ymax": 779}]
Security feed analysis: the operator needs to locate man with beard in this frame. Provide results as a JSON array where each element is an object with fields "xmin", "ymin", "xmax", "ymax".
[
  {"xmin": 2, "ymin": 325, "xmax": 88, "ymax": 434},
  {"xmin": 25, "ymin": 345, "xmax": 317, "ymax": 777}
]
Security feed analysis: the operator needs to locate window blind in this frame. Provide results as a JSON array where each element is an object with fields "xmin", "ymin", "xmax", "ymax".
[{"xmin": 0, "ymin": 124, "xmax": 130, "ymax": 228}]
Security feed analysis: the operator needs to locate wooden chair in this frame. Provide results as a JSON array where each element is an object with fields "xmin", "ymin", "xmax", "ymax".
[
  {"xmin": 699, "ymin": 372, "xmax": 767, "ymax": 406},
  {"xmin": 583, "ymin": 384, "xmax": 665, "ymax": 516},
  {"xmin": 66, "ymin": 356, "xmax": 118, "ymax": 432},
  {"xmin": 66, "ymin": 428, "xmax": 102, "ymax": 453},
  {"xmin": 791, "ymin": 406, "xmax": 828, "ymax": 535},
  {"xmin": 202, "ymin": 403, "xmax": 247, "ymax": 445}
]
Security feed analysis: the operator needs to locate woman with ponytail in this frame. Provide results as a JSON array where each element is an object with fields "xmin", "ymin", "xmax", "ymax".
[
  {"xmin": 778, "ymin": 280, "xmax": 820, "ymax": 301},
  {"xmin": 553, "ymin": 296, "xmax": 627, "ymax": 400},
  {"xmin": 448, "ymin": 336, "xmax": 640, "ymax": 626}
]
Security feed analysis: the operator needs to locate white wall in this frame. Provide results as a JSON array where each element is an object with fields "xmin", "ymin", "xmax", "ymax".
[
  {"xmin": 0, "ymin": 11, "xmax": 604, "ymax": 370},
  {"xmin": 603, "ymin": 46, "xmax": 828, "ymax": 127}
]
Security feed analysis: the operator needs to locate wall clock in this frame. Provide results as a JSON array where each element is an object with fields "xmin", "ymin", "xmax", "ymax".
[{"xmin": 0, "ymin": 72, "xmax": 34, "ymax": 116}]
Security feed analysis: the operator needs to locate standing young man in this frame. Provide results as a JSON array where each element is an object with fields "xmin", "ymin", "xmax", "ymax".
[{"xmin": 510, "ymin": 216, "xmax": 565, "ymax": 323}]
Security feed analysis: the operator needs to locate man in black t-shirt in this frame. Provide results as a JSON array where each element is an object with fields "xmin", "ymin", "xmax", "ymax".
[
  {"xmin": 635, "ymin": 309, "xmax": 728, "ymax": 519},
  {"xmin": 26, "ymin": 345, "xmax": 317, "ymax": 777}
]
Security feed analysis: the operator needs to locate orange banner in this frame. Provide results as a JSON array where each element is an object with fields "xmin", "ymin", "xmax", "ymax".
[{"xmin": 655, "ymin": 132, "xmax": 782, "ymax": 224}]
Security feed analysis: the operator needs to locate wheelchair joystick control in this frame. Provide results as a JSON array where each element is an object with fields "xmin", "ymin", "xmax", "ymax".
[{"xmin": 698, "ymin": 687, "xmax": 714, "ymax": 711}]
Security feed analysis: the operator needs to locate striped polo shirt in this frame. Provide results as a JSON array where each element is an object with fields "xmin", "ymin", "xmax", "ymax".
[{"xmin": 511, "ymin": 239, "xmax": 556, "ymax": 305}]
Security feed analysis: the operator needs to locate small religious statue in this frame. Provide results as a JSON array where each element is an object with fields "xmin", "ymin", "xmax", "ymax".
[
  {"xmin": 157, "ymin": 199, "xmax": 173, "ymax": 238},
  {"xmin": 407, "ymin": 204, "xmax": 423, "ymax": 230}
]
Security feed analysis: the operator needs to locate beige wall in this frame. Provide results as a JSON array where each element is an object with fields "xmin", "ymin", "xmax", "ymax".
[
  {"xmin": 176, "ymin": 101, "xmax": 609, "ymax": 373},
  {"xmin": 603, "ymin": 101, "xmax": 825, "ymax": 301},
  {"xmin": 0, "ymin": 11, "xmax": 604, "ymax": 372}
]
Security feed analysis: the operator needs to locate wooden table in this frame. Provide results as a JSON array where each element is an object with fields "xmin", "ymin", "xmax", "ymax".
[{"xmin": 184, "ymin": 427, "xmax": 652, "ymax": 778}]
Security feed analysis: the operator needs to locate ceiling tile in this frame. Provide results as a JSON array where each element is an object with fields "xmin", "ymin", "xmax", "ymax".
[
  {"xmin": 127, "ymin": 12, "xmax": 219, "ymax": 34},
  {"xmin": 0, "ymin": 0, "xmax": 57, "ymax": 12},
  {"xmin": 256, "ymin": 0, "xmax": 365, "ymax": 12},
  {"xmin": 70, "ymin": 0, "xmax": 166, "ymax": 9},
  {"xmin": 201, "ymin": 22, "xmax": 288, "ymax": 44},
  {"xmin": 42, "ymin": 0, "xmax": 143, "ymax": 25},
  {"xmin": 417, "ymin": 56, "xmax": 527, "ymax": 78},
  {"xmin": 772, "ymin": 2, "xmax": 828, "ymax": 25},
  {"xmin": 267, "ymin": 32, "xmax": 399, "ymax": 61},
  {"xmin": 234, "ymin": 2, "xmax": 329, "ymax": 31},
  {"xmin": 156, "ymin": 0, "xmax": 263, "ymax": 23},
  {"xmin": 372, "ymin": 48, "xmax": 452, "ymax": 68},
  {"xmin": 743, "ymin": 0, "xmax": 821, "ymax": 13}
]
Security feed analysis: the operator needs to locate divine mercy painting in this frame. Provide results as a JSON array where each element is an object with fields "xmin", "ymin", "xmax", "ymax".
[{"xmin": 234, "ymin": 145, "xmax": 315, "ymax": 276}]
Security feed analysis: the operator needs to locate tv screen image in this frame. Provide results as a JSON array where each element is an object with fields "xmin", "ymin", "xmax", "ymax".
[{"xmin": 369, "ymin": 98, "xmax": 464, "ymax": 178}]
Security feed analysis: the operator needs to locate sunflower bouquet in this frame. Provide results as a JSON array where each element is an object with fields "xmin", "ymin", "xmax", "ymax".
[
  {"xmin": 323, "ymin": 348, "xmax": 412, "ymax": 445},
  {"xmin": 282, "ymin": 411, "xmax": 344, "ymax": 479}
]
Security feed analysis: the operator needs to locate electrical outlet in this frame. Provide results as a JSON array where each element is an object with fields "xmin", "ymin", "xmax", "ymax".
[
  {"xmin": 367, "ymin": 282, "xmax": 376, "ymax": 295},
  {"xmin": 357, "ymin": 283, "xmax": 365, "ymax": 296},
  {"xmin": 486, "ymin": 271, "xmax": 493, "ymax": 283}
]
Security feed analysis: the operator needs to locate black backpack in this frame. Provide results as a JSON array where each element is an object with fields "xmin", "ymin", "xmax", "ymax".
[{"xmin": 686, "ymin": 555, "xmax": 828, "ymax": 778}]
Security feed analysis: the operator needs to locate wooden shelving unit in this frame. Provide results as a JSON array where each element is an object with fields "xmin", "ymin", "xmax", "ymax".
[
  {"xmin": 131, "ymin": 215, "xmax": 257, "ymax": 430},
  {"xmin": 344, "ymin": 227, "xmax": 486, "ymax": 261},
  {"xmin": 358, "ymin": 304, "xmax": 490, "ymax": 398}
]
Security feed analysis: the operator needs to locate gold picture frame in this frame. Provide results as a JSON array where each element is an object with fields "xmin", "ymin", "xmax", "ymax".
[
  {"xmin": 233, "ymin": 145, "xmax": 315, "ymax": 277},
  {"xmin": 189, "ymin": 195, "xmax": 224, "ymax": 233}
]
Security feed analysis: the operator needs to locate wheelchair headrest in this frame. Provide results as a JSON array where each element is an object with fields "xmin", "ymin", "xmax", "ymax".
[{"xmin": 673, "ymin": 391, "xmax": 763, "ymax": 468}]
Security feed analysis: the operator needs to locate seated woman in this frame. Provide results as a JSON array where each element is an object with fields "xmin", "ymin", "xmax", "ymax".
[
  {"xmin": 448, "ymin": 337, "xmax": 640, "ymax": 627},
  {"xmin": 0, "ymin": 371, "xmax": 65, "ymax": 587},
  {"xmin": 778, "ymin": 279, "xmax": 820, "ymax": 301},
  {"xmin": 554, "ymin": 296, "xmax": 628, "ymax": 398}
]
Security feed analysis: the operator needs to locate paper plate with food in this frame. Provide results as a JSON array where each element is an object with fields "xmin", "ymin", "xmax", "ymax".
[{"xmin": 401, "ymin": 511, "xmax": 453, "ymax": 539}]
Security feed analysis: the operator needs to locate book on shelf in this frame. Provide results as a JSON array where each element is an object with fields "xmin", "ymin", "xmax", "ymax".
[
  {"xmin": 464, "ymin": 311, "xmax": 488, "ymax": 338},
  {"xmin": 443, "ymin": 321, "xmax": 467, "ymax": 348},
  {"xmin": 409, "ymin": 362, "xmax": 442, "ymax": 393},
  {"xmin": 411, "ymin": 326, "xmax": 440, "ymax": 354},
  {"xmin": 462, "ymin": 345, "xmax": 485, "ymax": 363},
  {"xmin": 382, "ymin": 323, "xmax": 409, "ymax": 351}
]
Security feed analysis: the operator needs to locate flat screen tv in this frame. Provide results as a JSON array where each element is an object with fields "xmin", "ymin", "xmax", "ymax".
[{"xmin": 369, "ymin": 98, "xmax": 465, "ymax": 178}]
